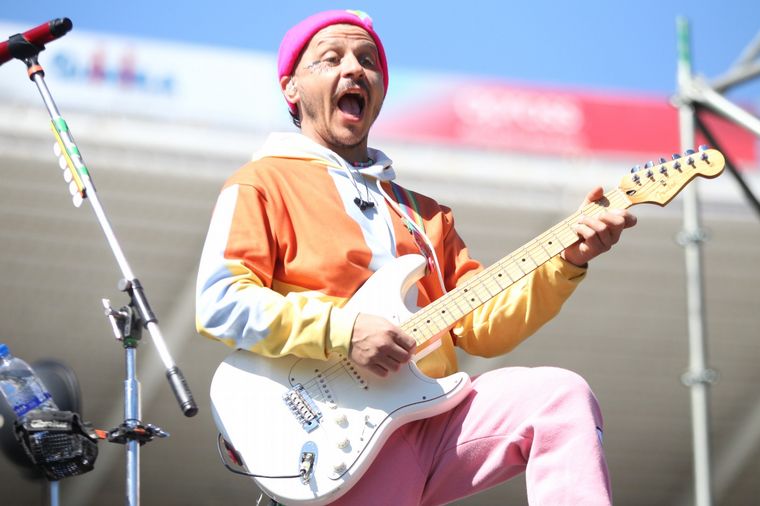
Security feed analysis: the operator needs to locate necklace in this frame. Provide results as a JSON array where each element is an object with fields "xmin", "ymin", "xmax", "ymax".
[{"xmin": 350, "ymin": 159, "xmax": 375, "ymax": 168}]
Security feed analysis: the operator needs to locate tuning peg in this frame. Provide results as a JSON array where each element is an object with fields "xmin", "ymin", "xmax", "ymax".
[
  {"xmin": 698, "ymin": 144, "xmax": 710, "ymax": 151},
  {"xmin": 630, "ymin": 164, "xmax": 641, "ymax": 174},
  {"xmin": 659, "ymin": 157, "xmax": 668, "ymax": 164},
  {"xmin": 659, "ymin": 165, "xmax": 668, "ymax": 174},
  {"xmin": 685, "ymin": 149, "xmax": 695, "ymax": 155},
  {"xmin": 644, "ymin": 160, "xmax": 654, "ymax": 168},
  {"xmin": 672, "ymin": 153, "xmax": 681, "ymax": 159},
  {"xmin": 632, "ymin": 174, "xmax": 641, "ymax": 184}
]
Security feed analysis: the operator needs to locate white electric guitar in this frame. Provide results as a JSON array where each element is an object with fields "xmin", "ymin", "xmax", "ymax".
[{"xmin": 210, "ymin": 148, "xmax": 724, "ymax": 505}]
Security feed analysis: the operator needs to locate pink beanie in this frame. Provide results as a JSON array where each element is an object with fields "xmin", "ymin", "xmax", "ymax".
[{"xmin": 277, "ymin": 9, "xmax": 389, "ymax": 113}]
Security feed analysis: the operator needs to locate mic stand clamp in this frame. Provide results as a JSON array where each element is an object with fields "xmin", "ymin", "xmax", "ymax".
[
  {"xmin": 102, "ymin": 289, "xmax": 169, "ymax": 503},
  {"xmin": 102, "ymin": 291, "xmax": 169, "ymax": 445},
  {"xmin": 107, "ymin": 422, "xmax": 169, "ymax": 447}
]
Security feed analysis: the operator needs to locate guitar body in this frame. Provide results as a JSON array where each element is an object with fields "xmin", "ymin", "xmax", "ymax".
[{"xmin": 210, "ymin": 254, "xmax": 472, "ymax": 505}]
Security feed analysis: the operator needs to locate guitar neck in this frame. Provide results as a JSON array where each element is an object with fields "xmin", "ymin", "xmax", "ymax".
[{"xmin": 402, "ymin": 188, "xmax": 632, "ymax": 347}]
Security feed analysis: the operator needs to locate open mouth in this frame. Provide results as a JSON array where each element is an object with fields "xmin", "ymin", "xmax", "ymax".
[{"xmin": 337, "ymin": 91, "xmax": 366, "ymax": 119}]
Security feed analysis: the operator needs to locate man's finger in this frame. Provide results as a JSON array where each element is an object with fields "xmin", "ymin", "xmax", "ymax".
[
  {"xmin": 581, "ymin": 186, "xmax": 605, "ymax": 206},
  {"xmin": 392, "ymin": 331, "xmax": 417, "ymax": 352},
  {"xmin": 370, "ymin": 364, "xmax": 389, "ymax": 377},
  {"xmin": 385, "ymin": 343, "xmax": 414, "ymax": 364}
]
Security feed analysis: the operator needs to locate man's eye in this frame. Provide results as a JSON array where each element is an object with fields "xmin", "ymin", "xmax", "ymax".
[
  {"xmin": 360, "ymin": 56, "xmax": 376, "ymax": 67},
  {"xmin": 322, "ymin": 55, "xmax": 339, "ymax": 64}
]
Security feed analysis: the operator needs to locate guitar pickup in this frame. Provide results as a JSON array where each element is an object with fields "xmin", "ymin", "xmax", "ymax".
[{"xmin": 283, "ymin": 384, "xmax": 322, "ymax": 432}]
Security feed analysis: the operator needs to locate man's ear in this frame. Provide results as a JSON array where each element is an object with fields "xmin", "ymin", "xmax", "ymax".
[{"xmin": 280, "ymin": 75, "xmax": 299, "ymax": 107}]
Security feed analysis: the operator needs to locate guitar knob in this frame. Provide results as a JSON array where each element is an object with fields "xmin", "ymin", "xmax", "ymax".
[
  {"xmin": 337, "ymin": 438, "xmax": 350, "ymax": 449},
  {"xmin": 334, "ymin": 413, "xmax": 348, "ymax": 426},
  {"xmin": 333, "ymin": 462, "xmax": 347, "ymax": 475}
]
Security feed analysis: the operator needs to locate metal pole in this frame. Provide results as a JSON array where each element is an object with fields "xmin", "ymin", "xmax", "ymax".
[
  {"xmin": 48, "ymin": 480, "xmax": 59, "ymax": 506},
  {"xmin": 125, "ymin": 347, "xmax": 140, "ymax": 506},
  {"xmin": 675, "ymin": 17, "xmax": 714, "ymax": 506}
]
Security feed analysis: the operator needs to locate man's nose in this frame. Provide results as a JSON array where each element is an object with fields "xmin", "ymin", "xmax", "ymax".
[{"xmin": 341, "ymin": 52, "xmax": 365, "ymax": 79}]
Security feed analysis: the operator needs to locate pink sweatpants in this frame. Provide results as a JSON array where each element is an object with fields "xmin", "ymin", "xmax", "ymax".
[{"xmin": 330, "ymin": 367, "xmax": 612, "ymax": 505}]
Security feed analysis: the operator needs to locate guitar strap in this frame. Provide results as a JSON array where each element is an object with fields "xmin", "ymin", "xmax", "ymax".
[
  {"xmin": 387, "ymin": 182, "xmax": 447, "ymax": 294},
  {"xmin": 390, "ymin": 181, "xmax": 425, "ymax": 231}
]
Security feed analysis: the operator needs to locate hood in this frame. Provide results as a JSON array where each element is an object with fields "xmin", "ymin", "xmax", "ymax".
[{"xmin": 251, "ymin": 132, "xmax": 396, "ymax": 181}]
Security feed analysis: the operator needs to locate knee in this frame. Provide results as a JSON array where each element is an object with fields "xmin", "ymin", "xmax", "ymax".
[{"xmin": 535, "ymin": 367, "xmax": 603, "ymax": 425}]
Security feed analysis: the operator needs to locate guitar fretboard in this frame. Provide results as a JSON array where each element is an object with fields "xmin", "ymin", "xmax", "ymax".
[{"xmin": 401, "ymin": 188, "xmax": 631, "ymax": 346}]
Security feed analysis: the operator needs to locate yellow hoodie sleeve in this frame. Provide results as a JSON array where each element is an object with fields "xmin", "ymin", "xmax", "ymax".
[
  {"xmin": 436, "ymin": 206, "xmax": 587, "ymax": 357},
  {"xmin": 451, "ymin": 256, "xmax": 586, "ymax": 357}
]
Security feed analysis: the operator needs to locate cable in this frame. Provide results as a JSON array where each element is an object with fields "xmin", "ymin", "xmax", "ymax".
[{"xmin": 215, "ymin": 433, "xmax": 304, "ymax": 479}]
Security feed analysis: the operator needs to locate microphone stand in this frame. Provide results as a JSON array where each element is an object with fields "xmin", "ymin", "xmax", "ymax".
[{"xmin": 6, "ymin": 25, "xmax": 198, "ymax": 506}]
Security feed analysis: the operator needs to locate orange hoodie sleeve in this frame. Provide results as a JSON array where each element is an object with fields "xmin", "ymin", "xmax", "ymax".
[{"xmin": 195, "ymin": 182, "xmax": 357, "ymax": 360}]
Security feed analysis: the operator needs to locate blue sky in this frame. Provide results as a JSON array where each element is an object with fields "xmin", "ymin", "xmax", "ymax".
[{"xmin": 2, "ymin": 1, "xmax": 759, "ymax": 101}]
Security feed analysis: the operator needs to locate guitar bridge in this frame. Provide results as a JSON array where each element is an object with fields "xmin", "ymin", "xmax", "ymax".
[{"xmin": 283, "ymin": 384, "xmax": 322, "ymax": 432}]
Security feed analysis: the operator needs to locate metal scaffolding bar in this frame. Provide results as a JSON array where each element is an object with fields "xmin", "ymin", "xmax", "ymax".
[
  {"xmin": 673, "ymin": 16, "xmax": 760, "ymax": 506},
  {"xmin": 675, "ymin": 18, "xmax": 714, "ymax": 506}
]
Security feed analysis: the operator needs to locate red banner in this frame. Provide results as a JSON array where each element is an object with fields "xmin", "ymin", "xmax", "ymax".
[{"xmin": 374, "ymin": 81, "xmax": 757, "ymax": 167}]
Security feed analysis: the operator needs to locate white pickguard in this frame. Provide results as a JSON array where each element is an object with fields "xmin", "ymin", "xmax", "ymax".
[{"xmin": 210, "ymin": 254, "xmax": 472, "ymax": 505}]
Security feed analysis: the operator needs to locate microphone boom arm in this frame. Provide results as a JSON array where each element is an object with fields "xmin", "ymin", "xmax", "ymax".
[{"xmin": 23, "ymin": 53, "xmax": 198, "ymax": 417}]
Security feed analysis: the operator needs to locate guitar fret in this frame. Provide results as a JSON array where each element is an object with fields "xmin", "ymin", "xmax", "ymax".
[
  {"xmin": 461, "ymin": 286, "xmax": 487, "ymax": 309},
  {"xmin": 487, "ymin": 273, "xmax": 508, "ymax": 292},
  {"xmin": 504, "ymin": 261, "xmax": 525, "ymax": 281}
]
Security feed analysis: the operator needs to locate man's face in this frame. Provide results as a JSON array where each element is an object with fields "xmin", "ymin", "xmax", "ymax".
[{"xmin": 284, "ymin": 24, "xmax": 385, "ymax": 160}]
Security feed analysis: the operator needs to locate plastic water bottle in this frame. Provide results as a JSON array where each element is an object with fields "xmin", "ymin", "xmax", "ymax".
[{"xmin": 0, "ymin": 343, "xmax": 57, "ymax": 420}]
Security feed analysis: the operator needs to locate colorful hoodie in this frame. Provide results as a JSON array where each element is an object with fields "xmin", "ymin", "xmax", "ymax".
[{"xmin": 196, "ymin": 133, "xmax": 587, "ymax": 378}]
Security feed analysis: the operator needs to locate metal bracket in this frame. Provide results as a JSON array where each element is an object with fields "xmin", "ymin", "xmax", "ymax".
[
  {"xmin": 107, "ymin": 419, "xmax": 169, "ymax": 446},
  {"xmin": 676, "ymin": 228, "xmax": 709, "ymax": 247},
  {"xmin": 681, "ymin": 368, "xmax": 719, "ymax": 387}
]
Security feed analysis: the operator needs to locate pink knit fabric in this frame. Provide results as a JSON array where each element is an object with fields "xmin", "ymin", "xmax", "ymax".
[{"xmin": 277, "ymin": 10, "xmax": 389, "ymax": 113}]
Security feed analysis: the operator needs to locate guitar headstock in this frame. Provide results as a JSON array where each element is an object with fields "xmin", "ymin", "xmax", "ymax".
[{"xmin": 619, "ymin": 146, "xmax": 725, "ymax": 207}]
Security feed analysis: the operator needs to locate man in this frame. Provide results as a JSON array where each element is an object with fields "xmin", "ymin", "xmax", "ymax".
[{"xmin": 197, "ymin": 9, "xmax": 636, "ymax": 505}]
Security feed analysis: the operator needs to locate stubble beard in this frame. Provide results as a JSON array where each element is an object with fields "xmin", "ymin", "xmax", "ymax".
[{"xmin": 298, "ymin": 90, "xmax": 383, "ymax": 153}]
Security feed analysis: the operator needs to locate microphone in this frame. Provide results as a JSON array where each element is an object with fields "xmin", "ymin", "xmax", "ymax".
[{"xmin": 0, "ymin": 18, "xmax": 73, "ymax": 66}]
